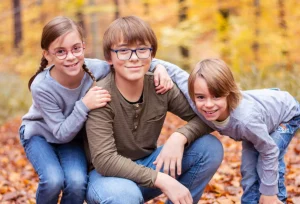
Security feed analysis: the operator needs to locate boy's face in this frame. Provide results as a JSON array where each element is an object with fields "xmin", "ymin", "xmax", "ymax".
[
  {"xmin": 107, "ymin": 40, "xmax": 152, "ymax": 83},
  {"xmin": 193, "ymin": 76, "xmax": 229, "ymax": 121}
]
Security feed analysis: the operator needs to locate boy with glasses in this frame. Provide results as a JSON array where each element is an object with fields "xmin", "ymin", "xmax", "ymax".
[{"xmin": 85, "ymin": 16, "xmax": 223, "ymax": 204}]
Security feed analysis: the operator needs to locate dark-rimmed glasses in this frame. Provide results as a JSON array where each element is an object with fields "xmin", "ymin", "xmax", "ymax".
[
  {"xmin": 111, "ymin": 48, "xmax": 152, "ymax": 60},
  {"xmin": 49, "ymin": 45, "xmax": 85, "ymax": 60}
]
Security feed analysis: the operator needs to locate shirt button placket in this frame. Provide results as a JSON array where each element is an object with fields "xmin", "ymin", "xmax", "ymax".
[{"xmin": 133, "ymin": 103, "xmax": 140, "ymax": 131}]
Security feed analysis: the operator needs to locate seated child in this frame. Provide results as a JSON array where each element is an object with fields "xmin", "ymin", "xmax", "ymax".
[{"xmin": 85, "ymin": 16, "xmax": 223, "ymax": 204}]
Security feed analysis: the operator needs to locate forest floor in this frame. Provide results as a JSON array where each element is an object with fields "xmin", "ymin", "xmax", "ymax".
[{"xmin": 1, "ymin": 113, "xmax": 300, "ymax": 204}]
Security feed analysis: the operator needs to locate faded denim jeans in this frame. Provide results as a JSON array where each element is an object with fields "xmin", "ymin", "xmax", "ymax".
[
  {"xmin": 19, "ymin": 125, "xmax": 88, "ymax": 204},
  {"xmin": 86, "ymin": 134, "xmax": 223, "ymax": 204},
  {"xmin": 241, "ymin": 114, "xmax": 300, "ymax": 204}
]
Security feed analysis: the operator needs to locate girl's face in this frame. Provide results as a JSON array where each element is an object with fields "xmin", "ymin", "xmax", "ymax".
[
  {"xmin": 193, "ymin": 76, "xmax": 229, "ymax": 121},
  {"xmin": 44, "ymin": 30, "xmax": 85, "ymax": 79}
]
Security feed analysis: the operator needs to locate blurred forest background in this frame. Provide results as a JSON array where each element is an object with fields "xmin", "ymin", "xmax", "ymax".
[
  {"xmin": 1, "ymin": 0, "xmax": 300, "ymax": 203},
  {"xmin": 1, "ymin": 0, "xmax": 300, "ymax": 124}
]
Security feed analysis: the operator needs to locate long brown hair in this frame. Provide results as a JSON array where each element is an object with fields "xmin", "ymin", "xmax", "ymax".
[
  {"xmin": 188, "ymin": 59, "xmax": 242, "ymax": 111},
  {"xmin": 28, "ymin": 16, "xmax": 95, "ymax": 90}
]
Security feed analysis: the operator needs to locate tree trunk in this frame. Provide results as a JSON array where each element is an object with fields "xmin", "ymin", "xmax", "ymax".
[
  {"xmin": 13, "ymin": 0, "xmax": 22, "ymax": 52},
  {"xmin": 218, "ymin": 0, "xmax": 230, "ymax": 63},
  {"xmin": 278, "ymin": 0, "xmax": 291, "ymax": 70},
  {"xmin": 144, "ymin": 1, "xmax": 149, "ymax": 15},
  {"xmin": 76, "ymin": 11, "xmax": 85, "ymax": 33},
  {"xmin": 178, "ymin": 0, "xmax": 189, "ymax": 70},
  {"xmin": 114, "ymin": 0, "xmax": 120, "ymax": 19},
  {"xmin": 252, "ymin": 0, "xmax": 260, "ymax": 62},
  {"xmin": 89, "ymin": 0, "xmax": 101, "ymax": 58}
]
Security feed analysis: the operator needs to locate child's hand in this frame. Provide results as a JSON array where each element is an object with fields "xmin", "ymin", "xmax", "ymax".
[
  {"xmin": 82, "ymin": 86, "xmax": 111, "ymax": 110},
  {"xmin": 153, "ymin": 64, "xmax": 173, "ymax": 94},
  {"xmin": 155, "ymin": 172, "xmax": 193, "ymax": 204},
  {"xmin": 259, "ymin": 195, "xmax": 283, "ymax": 204},
  {"xmin": 153, "ymin": 132, "xmax": 187, "ymax": 178}
]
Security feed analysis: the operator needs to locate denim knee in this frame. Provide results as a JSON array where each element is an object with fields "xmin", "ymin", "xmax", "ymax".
[
  {"xmin": 87, "ymin": 184, "xmax": 143, "ymax": 204},
  {"xmin": 86, "ymin": 171, "xmax": 143, "ymax": 204},
  {"xmin": 65, "ymin": 173, "xmax": 87, "ymax": 192},
  {"xmin": 40, "ymin": 172, "xmax": 64, "ymax": 194},
  {"xmin": 192, "ymin": 134, "xmax": 224, "ymax": 170}
]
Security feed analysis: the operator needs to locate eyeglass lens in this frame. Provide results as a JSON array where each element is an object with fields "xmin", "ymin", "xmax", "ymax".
[
  {"xmin": 117, "ymin": 48, "xmax": 151, "ymax": 60},
  {"xmin": 56, "ymin": 47, "xmax": 84, "ymax": 60}
]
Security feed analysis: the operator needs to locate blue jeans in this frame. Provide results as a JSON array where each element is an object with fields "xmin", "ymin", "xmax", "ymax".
[
  {"xmin": 241, "ymin": 114, "xmax": 300, "ymax": 204},
  {"xmin": 19, "ymin": 125, "xmax": 88, "ymax": 204},
  {"xmin": 86, "ymin": 134, "xmax": 223, "ymax": 204}
]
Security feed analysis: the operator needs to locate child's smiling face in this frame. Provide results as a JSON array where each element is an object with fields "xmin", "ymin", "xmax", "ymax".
[
  {"xmin": 193, "ymin": 76, "xmax": 229, "ymax": 122},
  {"xmin": 44, "ymin": 30, "xmax": 85, "ymax": 78},
  {"xmin": 108, "ymin": 39, "xmax": 152, "ymax": 83}
]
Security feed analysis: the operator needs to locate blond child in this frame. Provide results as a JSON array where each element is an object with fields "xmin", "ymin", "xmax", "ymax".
[{"xmin": 188, "ymin": 59, "xmax": 300, "ymax": 204}]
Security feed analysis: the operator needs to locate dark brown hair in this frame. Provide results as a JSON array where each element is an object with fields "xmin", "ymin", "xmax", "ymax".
[
  {"xmin": 28, "ymin": 16, "xmax": 95, "ymax": 90},
  {"xmin": 103, "ymin": 16, "xmax": 157, "ymax": 61},
  {"xmin": 188, "ymin": 59, "xmax": 242, "ymax": 111}
]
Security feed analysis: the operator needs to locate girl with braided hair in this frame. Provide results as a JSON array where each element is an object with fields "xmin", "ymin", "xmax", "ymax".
[{"xmin": 20, "ymin": 16, "xmax": 174, "ymax": 204}]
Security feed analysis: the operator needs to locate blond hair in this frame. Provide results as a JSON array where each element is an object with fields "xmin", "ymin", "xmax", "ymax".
[
  {"xmin": 103, "ymin": 16, "xmax": 157, "ymax": 61},
  {"xmin": 188, "ymin": 59, "xmax": 242, "ymax": 111}
]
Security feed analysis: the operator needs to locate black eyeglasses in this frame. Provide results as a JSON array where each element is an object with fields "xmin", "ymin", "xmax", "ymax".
[
  {"xmin": 49, "ymin": 45, "xmax": 85, "ymax": 60},
  {"xmin": 110, "ymin": 48, "xmax": 152, "ymax": 60}
]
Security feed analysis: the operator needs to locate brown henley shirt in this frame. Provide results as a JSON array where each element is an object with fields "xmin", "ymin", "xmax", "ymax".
[{"xmin": 85, "ymin": 72, "xmax": 212, "ymax": 187}]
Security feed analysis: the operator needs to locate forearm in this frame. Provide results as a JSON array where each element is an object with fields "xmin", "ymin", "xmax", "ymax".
[
  {"xmin": 257, "ymin": 149, "xmax": 280, "ymax": 195},
  {"xmin": 245, "ymin": 125, "xmax": 280, "ymax": 195},
  {"xmin": 35, "ymin": 92, "xmax": 89, "ymax": 143},
  {"xmin": 92, "ymin": 151, "xmax": 157, "ymax": 187},
  {"xmin": 51, "ymin": 100, "xmax": 88, "ymax": 142},
  {"xmin": 176, "ymin": 116, "xmax": 212, "ymax": 145}
]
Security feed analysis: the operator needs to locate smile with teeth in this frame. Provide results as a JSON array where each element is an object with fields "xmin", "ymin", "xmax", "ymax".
[
  {"xmin": 65, "ymin": 62, "xmax": 78, "ymax": 67},
  {"xmin": 203, "ymin": 110, "xmax": 218, "ymax": 114}
]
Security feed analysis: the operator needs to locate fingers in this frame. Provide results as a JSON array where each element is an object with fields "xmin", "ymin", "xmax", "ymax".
[
  {"xmin": 182, "ymin": 190, "xmax": 192, "ymax": 204},
  {"xmin": 155, "ymin": 158, "xmax": 163, "ymax": 172},
  {"xmin": 94, "ymin": 93, "xmax": 111, "ymax": 107},
  {"xmin": 170, "ymin": 160, "xmax": 176, "ymax": 178},
  {"xmin": 155, "ymin": 79, "xmax": 173, "ymax": 94},
  {"xmin": 91, "ymin": 89, "xmax": 111, "ymax": 108},
  {"xmin": 163, "ymin": 159, "xmax": 170, "ymax": 175},
  {"xmin": 188, "ymin": 192, "xmax": 193, "ymax": 203},
  {"xmin": 89, "ymin": 86, "xmax": 103, "ymax": 91},
  {"xmin": 176, "ymin": 158, "xmax": 182, "ymax": 176},
  {"xmin": 154, "ymin": 73, "xmax": 159, "ymax": 87},
  {"xmin": 174, "ymin": 191, "xmax": 192, "ymax": 204},
  {"xmin": 168, "ymin": 80, "xmax": 174, "ymax": 89}
]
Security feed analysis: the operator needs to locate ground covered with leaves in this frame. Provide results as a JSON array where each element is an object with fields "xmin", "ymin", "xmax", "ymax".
[{"xmin": 1, "ymin": 114, "xmax": 300, "ymax": 204}]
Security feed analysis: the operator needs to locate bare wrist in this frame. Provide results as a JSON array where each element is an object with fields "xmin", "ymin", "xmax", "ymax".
[{"xmin": 171, "ymin": 132, "xmax": 187, "ymax": 145}]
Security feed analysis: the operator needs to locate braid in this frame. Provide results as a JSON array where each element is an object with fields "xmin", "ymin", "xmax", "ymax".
[
  {"xmin": 82, "ymin": 63, "xmax": 96, "ymax": 81},
  {"xmin": 28, "ymin": 56, "xmax": 48, "ymax": 91}
]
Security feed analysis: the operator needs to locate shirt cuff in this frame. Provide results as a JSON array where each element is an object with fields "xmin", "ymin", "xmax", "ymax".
[
  {"xmin": 259, "ymin": 183, "xmax": 278, "ymax": 196},
  {"xmin": 175, "ymin": 129, "xmax": 193, "ymax": 146},
  {"xmin": 76, "ymin": 99, "xmax": 90, "ymax": 114},
  {"xmin": 150, "ymin": 169, "xmax": 158, "ymax": 188}
]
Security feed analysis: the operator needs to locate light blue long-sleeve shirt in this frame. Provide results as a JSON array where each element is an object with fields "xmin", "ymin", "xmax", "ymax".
[
  {"xmin": 203, "ymin": 89, "xmax": 299, "ymax": 195},
  {"xmin": 152, "ymin": 59, "xmax": 300, "ymax": 195}
]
